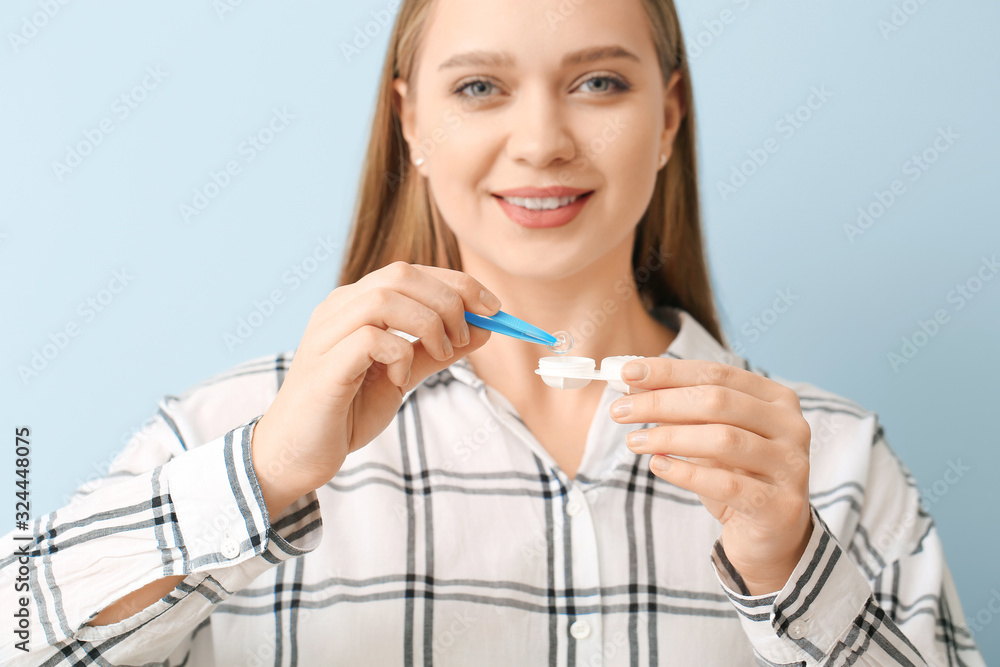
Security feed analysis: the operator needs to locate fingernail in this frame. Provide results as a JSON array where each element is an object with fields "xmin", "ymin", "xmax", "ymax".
[
  {"xmin": 627, "ymin": 430, "xmax": 647, "ymax": 448},
  {"xmin": 481, "ymin": 289, "xmax": 501, "ymax": 312},
  {"xmin": 651, "ymin": 455, "xmax": 671, "ymax": 472},
  {"xmin": 459, "ymin": 324, "xmax": 470, "ymax": 346},
  {"xmin": 611, "ymin": 399, "xmax": 632, "ymax": 418},
  {"xmin": 621, "ymin": 361, "xmax": 648, "ymax": 381},
  {"xmin": 443, "ymin": 338, "xmax": 454, "ymax": 358}
]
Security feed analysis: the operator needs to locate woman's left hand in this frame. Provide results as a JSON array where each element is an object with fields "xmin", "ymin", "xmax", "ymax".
[{"xmin": 610, "ymin": 357, "xmax": 814, "ymax": 595}]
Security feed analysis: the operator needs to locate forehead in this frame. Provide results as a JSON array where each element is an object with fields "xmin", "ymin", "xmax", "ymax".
[{"xmin": 417, "ymin": 0, "xmax": 656, "ymax": 73}]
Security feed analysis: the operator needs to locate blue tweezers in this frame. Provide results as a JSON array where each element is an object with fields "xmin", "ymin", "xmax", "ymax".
[{"xmin": 464, "ymin": 310, "xmax": 558, "ymax": 346}]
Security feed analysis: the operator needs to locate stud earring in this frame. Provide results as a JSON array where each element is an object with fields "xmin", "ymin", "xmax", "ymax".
[
  {"xmin": 414, "ymin": 156, "xmax": 425, "ymax": 167},
  {"xmin": 658, "ymin": 154, "xmax": 667, "ymax": 168}
]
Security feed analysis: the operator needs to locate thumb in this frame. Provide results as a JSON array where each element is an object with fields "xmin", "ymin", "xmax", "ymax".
[{"xmin": 402, "ymin": 326, "xmax": 492, "ymax": 392}]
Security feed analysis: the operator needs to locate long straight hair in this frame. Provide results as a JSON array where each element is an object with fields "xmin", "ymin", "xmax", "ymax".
[{"xmin": 336, "ymin": 0, "xmax": 726, "ymax": 346}]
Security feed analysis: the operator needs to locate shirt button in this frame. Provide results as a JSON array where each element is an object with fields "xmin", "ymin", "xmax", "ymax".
[
  {"xmin": 221, "ymin": 538, "xmax": 240, "ymax": 559},
  {"xmin": 566, "ymin": 500, "xmax": 583, "ymax": 517},
  {"xmin": 569, "ymin": 619, "xmax": 591, "ymax": 639},
  {"xmin": 787, "ymin": 620, "xmax": 808, "ymax": 640}
]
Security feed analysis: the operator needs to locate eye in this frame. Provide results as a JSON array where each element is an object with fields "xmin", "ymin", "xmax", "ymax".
[
  {"xmin": 451, "ymin": 73, "xmax": 630, "ymax": 101},
  {"xmin": 576, "ymin": 74, "xmax": 629, "ymax": 95},
  {"xmin": 453, "ymin": 78, "xmax": 499, "ymax": 100}
]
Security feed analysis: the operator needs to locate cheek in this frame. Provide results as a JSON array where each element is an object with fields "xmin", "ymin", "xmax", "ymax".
[
  {"xmin": 601, "ymin": 108, "xmax": 659, "ymax": 171},
  {"xmin": 430, "ymin": 121, "xmax": 490, "ymax": 186},
  {"xmin": 427, "ymin": 119, "xmax": 505, "ymax": 229},
  {"xmin": 591, "ymin": 115, "xmax": 660, "ymax": 216},
  {"xmin": 423, "ymin": 149, "xmax": 491, "ymax": 239}
]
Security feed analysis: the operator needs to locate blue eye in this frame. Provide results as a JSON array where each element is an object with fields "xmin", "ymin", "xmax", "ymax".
[
  {"xmin": 578, "ymin": 75, "xmax": 629, "ymax": 94},
  {"xmin": 454, "ymin": 78, "xmax": 498, "ymax": 99},
  {"xmin": 452, "ymin": 74, "xmax": 630, "ymax": 100}
]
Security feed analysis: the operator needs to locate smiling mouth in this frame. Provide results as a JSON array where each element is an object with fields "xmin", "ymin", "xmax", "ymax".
[
  {"xmin": 492, "ymin": 192, "xmax": 594, "ymax": 210},
  {"xmin": 491, "ymin": 191, "xmax": 595, "ymax": 229}
]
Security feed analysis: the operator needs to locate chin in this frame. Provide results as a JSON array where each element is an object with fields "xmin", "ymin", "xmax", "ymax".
[{"xmin": 482, "ymin": 250, "xmax": 596, "ymax": 284}]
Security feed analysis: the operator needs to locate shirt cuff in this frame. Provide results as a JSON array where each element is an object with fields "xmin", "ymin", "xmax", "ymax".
[
  {"xmin": 163, "ymin": 414, "xmax": 323, "ymax": 570},
  {"xmin": 710, "ymin": 505, "xmax": 872, "ymax": 665},
  {"xmin": 75, "ymin": 416, "xmax": 323, "ymax": 642}
]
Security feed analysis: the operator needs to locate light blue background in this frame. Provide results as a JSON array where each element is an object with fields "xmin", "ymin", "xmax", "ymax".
[{"xmin": 2, "ymin": 0, "xmax": 997, "ymax": 660}]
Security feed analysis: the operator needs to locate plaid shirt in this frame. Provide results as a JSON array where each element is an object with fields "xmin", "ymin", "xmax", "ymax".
[{"xmin": 1, "ymin": 307, "xmax": 985, "ymax": 666}]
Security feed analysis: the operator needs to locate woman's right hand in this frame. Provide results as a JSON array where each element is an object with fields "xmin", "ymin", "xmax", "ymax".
[{"xmin": 249, "ymin": 261, "xmax": 500, "ymax": 514}]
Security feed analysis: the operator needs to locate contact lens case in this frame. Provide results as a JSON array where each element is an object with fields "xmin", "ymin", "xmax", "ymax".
[{"xmin": 535, "ymin": 355, "xmax": 648, "ymax": 394}]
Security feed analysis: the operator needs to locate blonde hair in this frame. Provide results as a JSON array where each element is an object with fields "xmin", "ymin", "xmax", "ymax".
[{"xmin": 336, "ymin": 0, "xmax": 725, "ymax": 346}]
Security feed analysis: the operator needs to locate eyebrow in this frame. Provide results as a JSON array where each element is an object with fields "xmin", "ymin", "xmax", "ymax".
[{"xmin": 437, "ymin": 45, "xmax": 640, "ymax": 71}]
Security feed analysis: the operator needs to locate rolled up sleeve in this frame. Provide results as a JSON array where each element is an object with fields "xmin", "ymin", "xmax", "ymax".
[{"xmin": 0, "ymin": 413, "xmax": 323, "ymax": 665}]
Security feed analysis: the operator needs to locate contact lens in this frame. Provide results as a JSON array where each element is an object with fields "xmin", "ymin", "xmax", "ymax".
[{"xmin": 545, "ymin": 330, "xmax": 575, "ymax": 354}]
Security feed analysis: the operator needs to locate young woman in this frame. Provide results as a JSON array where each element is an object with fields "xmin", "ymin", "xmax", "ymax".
[{"xmin": 1, "ymin": 0, "xmax": 985, "ymax": 665}]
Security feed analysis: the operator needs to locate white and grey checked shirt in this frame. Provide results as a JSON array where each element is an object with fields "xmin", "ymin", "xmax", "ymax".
[{"xmin": 1, "ymin": 306, "xmax": 986, "ymax": 666}]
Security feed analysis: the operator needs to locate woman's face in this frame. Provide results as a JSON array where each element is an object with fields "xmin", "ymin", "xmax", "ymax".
[{"xmin": 395, "ymin": 0, "xmax": 684, "ymax": 282}]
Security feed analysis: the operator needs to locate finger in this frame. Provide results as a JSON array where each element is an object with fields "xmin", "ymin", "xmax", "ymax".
[
  {"xmin": 361, "ymin": 261, "xmax": 502, "ymax": 348},
  {"xmin": 319, "ymin": 263, "xmax": 501, "ymax": 326},
  {"xmin": 613, "ymin": 384, "xmax": 784, "ymax": 439},
  {"xmin": 402, "ymin": 321, "xmax": 492, "ymax": 393},
  {"xmin": 410, "ymin": 263, "xmax": 503, "ymax": 317},
  {"xmin": 626, "ymin": 423, "xmax": 785, "ymax": 478},
  {"xmin": 325, "ymin": 263, "xmax": 462, "ymax": 352},
  {"xmin": 373, "ymin": 327, "xmax": 417, "ymax": 388},
  {"xmin": 648, "ymin": 455, "xmax": 779, "ymax": 519},
  {"xmin": 620, "ymin": 358, "xmax": 798, "ymax": 406},
  {"xmin": 318, "ymin": 325, "xmax": 415, "ymax": 395},
  {"xmin": 321, "ymin": 288, "xmax": 456, "ymax": 361},
  {"xmin": 408, "ymin": 264, "xmax": 507, "ymax": 345}
]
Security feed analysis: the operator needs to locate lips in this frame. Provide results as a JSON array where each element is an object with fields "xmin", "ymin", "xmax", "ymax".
[
  {"xmin": 492, "ymin": 186, "xmax": 593, "ymax": 198},
  {"xmin": 493, "ymin": 190, "xmax": 594, "ymax": 229}
]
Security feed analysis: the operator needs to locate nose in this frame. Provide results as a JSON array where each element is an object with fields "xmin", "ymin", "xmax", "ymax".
[{"xmin": 504, "ymin": 82, "xmax": 577, "ymax": 169}]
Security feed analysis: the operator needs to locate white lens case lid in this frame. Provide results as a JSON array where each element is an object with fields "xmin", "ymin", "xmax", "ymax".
[{"xmin": 535, "ymin": 355, "xmax": 648, "ymax": 394}]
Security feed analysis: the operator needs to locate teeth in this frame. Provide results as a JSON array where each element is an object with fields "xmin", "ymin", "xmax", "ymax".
[{"xmin": 500, "ymin": 194, "xmax": 583, "ymax": 211}]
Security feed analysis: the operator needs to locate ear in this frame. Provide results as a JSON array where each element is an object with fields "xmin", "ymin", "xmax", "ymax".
[
  {"xmin": 393, "ymin": 78, "xmax": 419, "ymax": 160},
  {"xmin": 659, "ymin": 69, "xmax": 686, "ymax": 166}
]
